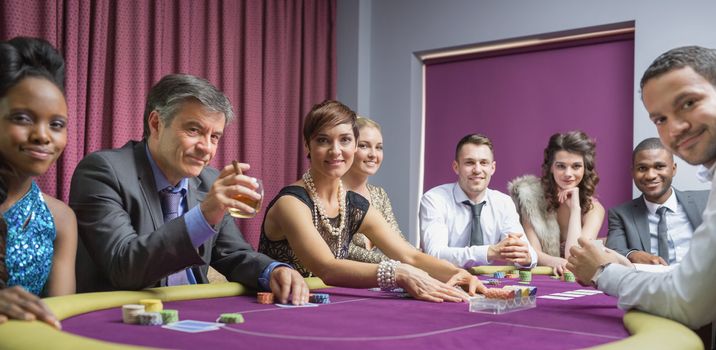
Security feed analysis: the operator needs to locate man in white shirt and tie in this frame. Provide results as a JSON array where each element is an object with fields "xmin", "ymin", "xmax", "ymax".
[
  {"xmin": 567, "ymin": 46, "xmax": 716, "ymax": 332},
  {"xmin": 420, "ymin": 134, "xmax": 537, "ymax": 269}
]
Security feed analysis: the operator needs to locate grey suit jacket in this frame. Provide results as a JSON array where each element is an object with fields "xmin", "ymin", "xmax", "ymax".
[
  {"xmin": 606, "ymin": 189, "xmax": 709, "ymax": 257},
  {"xmin": 70, "ymin": 140, "xmax": 274, "ymax": 292}
]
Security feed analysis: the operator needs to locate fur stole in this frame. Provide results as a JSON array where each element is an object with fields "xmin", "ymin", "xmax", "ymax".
[{"xmin": 508, "ymin": 175, "xmax": 561, "ymax": 257}]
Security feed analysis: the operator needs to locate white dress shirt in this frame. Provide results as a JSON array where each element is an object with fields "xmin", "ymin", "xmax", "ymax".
[
  {"xmin": 643, "ymin": 189, "xmax": 696, "ymax": 264},
  {"xmin": 419, "ymin": 183, "xmax": 537, "ymax": 269},
  {"xmin": 597, "ymin": 162, "xmax": 716, "ymax": 329}
]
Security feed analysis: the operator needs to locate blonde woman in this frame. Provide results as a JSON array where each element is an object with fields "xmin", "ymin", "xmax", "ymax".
[{"xmin": 343, "ymin": 117, "xmax": 412, "ymax": 263}]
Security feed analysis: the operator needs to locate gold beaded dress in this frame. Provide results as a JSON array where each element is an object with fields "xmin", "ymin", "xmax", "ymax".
[{"xmin": 347, "ymin": 184, "xmax": 412, "ymax": 263}]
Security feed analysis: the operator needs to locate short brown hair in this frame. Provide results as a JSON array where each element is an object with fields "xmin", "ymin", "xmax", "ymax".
[
  {"xmin": 142, "ymin": 74, "xmax": 234, "ymax": 139},
  {"xmin": 455, "ymin": 134, "xmax": 493, "ymax": 160},
  {"xmin": 303, "ymin": 100, "xmax": 358, "ymax": 145},
  {"xmin": 640, "ymin": 46, "xmax": 716, "ymax": 90}
]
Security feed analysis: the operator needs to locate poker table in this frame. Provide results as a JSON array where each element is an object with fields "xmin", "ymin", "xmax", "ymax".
[{"xmin": 0, "ymin": 267, "xmax": 703, "ymax": 350}]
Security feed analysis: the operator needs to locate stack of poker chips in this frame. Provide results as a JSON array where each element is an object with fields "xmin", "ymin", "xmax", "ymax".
[
  {"xmin": 160, "ymin": 310, "xmax": 179, "ymax": 324},
  {"xmin": 518, "ymin": 270, "xmax": 532, "ymax": 282},
  {"xmin": 484, "ymin": 278, "xmax": 501, "ymax": 286},
  {"xmin": 257, "ymin": 292, "xmax": 275, "ymax": 304},
  {"xmin": 504, "ymin": 285, "xmax": 538, "ymax": 297},
  {"xmin": 219, "ymin": 313, "xmax": 245, "ymax": 324},
  {"xmin": 139, "ymin": 299, "xmax": 163, "ymax": 312},
  {"xmin": 480, "ymin": 286, "xmax": 539, "ymax": 300},
  {"xmin": 482, "ymin": 288, "xmax": 514, "ymax": 299},
  {"xmin": 492, "ymin": 271, "xmax": 505, "ymax": 278},
  {"xmin": 308, "ymin": 293, "xmax": 330, "ymax": 304},
  {"xmin": 137, "ymin": 312, "xmax": 164, "ymax": 326},
  {"xmin": 122, "ymin": 304, "xmax": 145, "ymax": 324},
  {"xmin": 563, "ymin": 272, "xmax": 576, "ymax": 282}
]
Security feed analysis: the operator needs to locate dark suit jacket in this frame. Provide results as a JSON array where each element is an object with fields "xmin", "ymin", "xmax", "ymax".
[
  {"xmin": 606, "ymin": 189, "xmax": 709, "ymax": 257},
  {"xmin": 70, "ymin": 140, "xmax": 274, "ymax": 292}
]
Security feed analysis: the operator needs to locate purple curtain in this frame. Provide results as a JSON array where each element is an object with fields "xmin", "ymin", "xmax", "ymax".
[{"xmin": 0, "ymin": 0, "xmax": 336, "ymax": 247}]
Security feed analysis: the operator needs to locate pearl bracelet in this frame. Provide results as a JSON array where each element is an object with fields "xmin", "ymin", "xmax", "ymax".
[{"xmin": 377, "ymin": 259, "xmax": 401, "ymax": 291}]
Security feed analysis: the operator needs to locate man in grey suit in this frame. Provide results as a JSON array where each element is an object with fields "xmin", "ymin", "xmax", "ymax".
[
  {"xmin": 70, "ymin": 74, "xmax": 307, "ymax": 304},
  {"xmin": 606, "ymin": 137, "xmax": 708, "ymax": 265}
]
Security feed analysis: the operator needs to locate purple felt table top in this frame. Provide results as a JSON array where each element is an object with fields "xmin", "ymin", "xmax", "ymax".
[{"xmin": 63, "ymin": 276, "xmax": 627, "ymax": 350}]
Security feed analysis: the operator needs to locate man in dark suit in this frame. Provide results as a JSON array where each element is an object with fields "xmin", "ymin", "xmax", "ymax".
[
  {"xmin": 70, "ymin": 74, "xmax": 307, "ymax": 304},
  {"xmin": 606, "ymin": 137, "xmax": 708, "ymax": 265}
]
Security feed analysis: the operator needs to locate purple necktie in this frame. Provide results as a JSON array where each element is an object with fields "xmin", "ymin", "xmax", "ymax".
[{"xmin": 159, "ymin": 188, "xmax": 193, "ymax": 286}]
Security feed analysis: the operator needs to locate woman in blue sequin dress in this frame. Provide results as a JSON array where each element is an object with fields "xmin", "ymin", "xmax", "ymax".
[{"xmin": 0, "ymin": 37, "xmax": 77, "ymax": 329}]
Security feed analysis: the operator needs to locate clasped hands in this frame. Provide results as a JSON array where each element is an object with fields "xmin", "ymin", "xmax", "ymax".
[{"xmin": 488, "ymin": 233, "xmax": 531, "ymax": 266}]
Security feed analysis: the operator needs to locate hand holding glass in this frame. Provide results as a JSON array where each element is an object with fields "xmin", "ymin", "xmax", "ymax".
[
  {"xmin": 228, "ymin": 178, "xmax": 263, "ymax": 218},
  {"xmin": 227, "ymin": 161, "xmax": 263, "ymax": 218}
]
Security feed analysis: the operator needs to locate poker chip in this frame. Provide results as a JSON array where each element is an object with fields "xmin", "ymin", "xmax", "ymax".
[
  {"xmin": 563, "ymin": 272, "xmax": 576, "ymax": 282},
  {"xmin": 519, "ymin": 270, "xmax": 532, "ymax": 282},
  {"xmin": 218, "ymin": 313, "xmax": 245, "ymax": 324},
  {"xmin": 159, "ymin": 309, "xmax": 179, "ymax": 324},
  {"xmin": 485, "ymin": 278, "xmax": 501, "ymax": 285},
  {"xmin": 257, "ymin": 292, "xmax": 275, "ymax": 304},
  {"xmin": 504, "ymin": 285, "xmax": 537, "ymax": 297},
  {"xmin": 121, "ymin": 304, "xmax": 145, "ymax": 324},
  {"xmin": 492, "ymin": 271, "xmax": 505, "ymax": 278},
  {"xmin": 505, "ymin": 273, "xmax": 519, "ymax": 279},
  {"xmin": 139, "ymin": 299, "xmax": 163, "ymax": 312},
  {"xmin": 482, "ymin": 288, "xmax": 513, "ymax": 299},
  {"xmin": 504, "ymin": 289, "xmax": 515, "ymax": 299},
  {"xmin": 137, "ymin": 312, "xmax": 163, "ymax": 326},
  {"xmin": 309, "ymin": 293, "xmax": 331, "ymax": 304}
]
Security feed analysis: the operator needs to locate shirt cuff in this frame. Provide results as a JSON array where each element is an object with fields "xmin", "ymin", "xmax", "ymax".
[
  {"xmin": 518, "ymin": 245, "xmax": 538, "ymax": 268},
  {"xmin": 258, "ymin": 262, "xmax": 294, "ymax": 291},
  {"xmin": 517, "ymin": 260, "xmax": 537, "ymax": 269},
  {"xmin": 595, "ymin": 263, "xmax": 632, "ymax": 296},
  {"xmin": 185, "ymin": 206, "xmax": 218, "ymax": 248},
  {"xmin": 472, "ymin": 245, "xmax": 491, "ymax": 265},
  {"xmin": 625, "ymin": 249, "xmax": 638, "ymax": 258}
]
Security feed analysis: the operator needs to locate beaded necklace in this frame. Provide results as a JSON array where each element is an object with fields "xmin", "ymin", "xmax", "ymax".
[{"xmin": 302, "ymin": 170, "xmax": 346, "ymax": 237}]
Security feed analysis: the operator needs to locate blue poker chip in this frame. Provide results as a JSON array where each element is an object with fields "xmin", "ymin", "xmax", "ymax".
[{"xmin": 309, "ymin": 293, "xmax": 331, "ymax": 304}]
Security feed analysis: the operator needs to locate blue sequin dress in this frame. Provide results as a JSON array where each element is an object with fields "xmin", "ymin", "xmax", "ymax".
[{"xmin": 3, "ymin": 181, "xmax": 55, "ymax": 295}]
